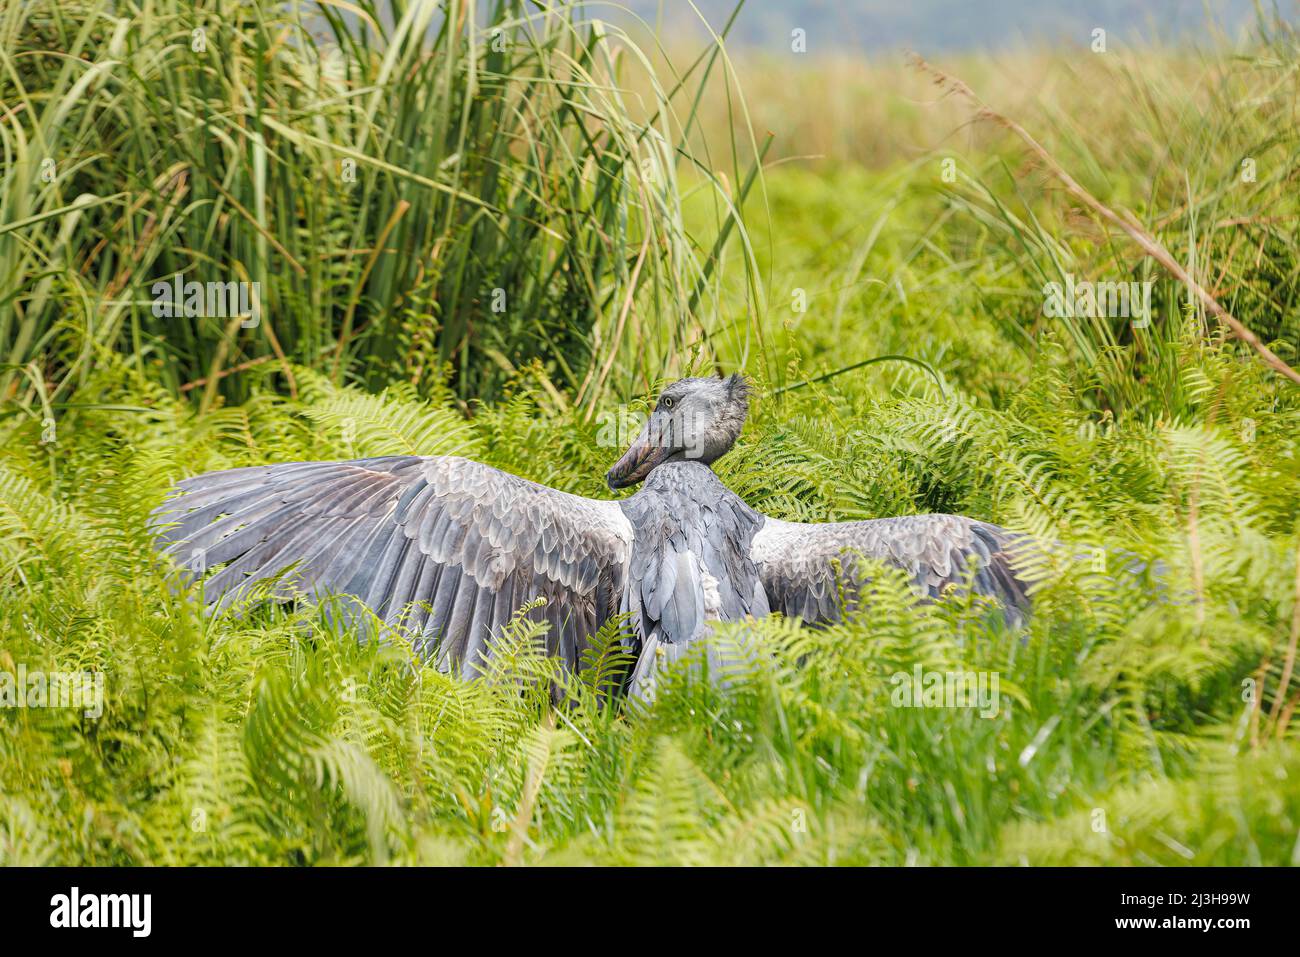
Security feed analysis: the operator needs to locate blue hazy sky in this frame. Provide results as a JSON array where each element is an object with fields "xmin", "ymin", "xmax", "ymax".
[{"xmin": 618, "ymin": 1, "xmax": 1277, "ymax": 52}]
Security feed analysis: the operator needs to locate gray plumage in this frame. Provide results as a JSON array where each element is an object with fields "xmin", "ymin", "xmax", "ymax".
[
  {"xmin": 153, "ymin": 455, "xmax": 632, "ymax": 679},
  {"xmin": 752, "ymin": 513, "xmax": 1028, "ymax": 626},
  {"xmin": 618, "ymin": 461, "xmax": 769, "ymax": 697},
  {"xmin": 151, "ymin": 374, "xmax": 1033, "ymax": 698}
]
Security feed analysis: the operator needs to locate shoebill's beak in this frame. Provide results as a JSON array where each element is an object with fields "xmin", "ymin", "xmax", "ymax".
[{"xmin": 606, "ymin": 413, "xmax": 674, "ymax": 490}]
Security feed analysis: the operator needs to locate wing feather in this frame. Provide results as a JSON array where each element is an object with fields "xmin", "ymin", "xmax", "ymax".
[
  {"xmin": 751, "ymin": 513, "xmax": 1031, "ymax": 625},
  {"xmin": 152, "ymin": 456, "xmax": 634, "ymax": 674}
]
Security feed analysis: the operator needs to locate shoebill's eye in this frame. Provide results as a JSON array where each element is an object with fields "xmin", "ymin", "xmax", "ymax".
[{"xmin": 662, "ymin": 396, "xmax": 674, "ymax": 410}]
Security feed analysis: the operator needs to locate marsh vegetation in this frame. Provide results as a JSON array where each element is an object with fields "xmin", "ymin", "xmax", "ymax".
[{"xmin": 2, "ymin": 1, "xmax": 1299, "ymax": 865}]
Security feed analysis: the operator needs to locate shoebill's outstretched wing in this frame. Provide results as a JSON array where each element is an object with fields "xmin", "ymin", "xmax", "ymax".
[
  {"xmin": 750, "ymin": 513, "xmax": 1031, "ymax": 625},
  {"xmin": 151, "ymin": 455, "xmax": 633, "ymax": 676}
]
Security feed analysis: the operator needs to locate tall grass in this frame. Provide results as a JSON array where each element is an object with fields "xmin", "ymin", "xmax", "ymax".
[
  {"xmin": 694, "ymin": 16, "xmax": 1300, "ymax": 420},
  {"xmin": 1, "ymin": 0, "xmax": 763, "ymax": 413},
  {"xmin": 4, "ymin": 3, "xmax": 1300, "ymax": 866}
]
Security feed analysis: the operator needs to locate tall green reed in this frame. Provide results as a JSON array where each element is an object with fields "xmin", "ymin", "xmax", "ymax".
[{"xmin": 0, "ymin": 0, "xmax": 766, "ymax": 415}]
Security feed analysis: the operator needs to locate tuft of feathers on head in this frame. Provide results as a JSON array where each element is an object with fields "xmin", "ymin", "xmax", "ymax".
[{"xmin": 723, "ymin": 371, "xmax": 751, "ymax": 406}]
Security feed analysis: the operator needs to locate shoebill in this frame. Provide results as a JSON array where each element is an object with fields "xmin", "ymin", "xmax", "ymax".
[{"xmin": 151, "ymin": 374, "xmax": 1031, "ymax": 698}]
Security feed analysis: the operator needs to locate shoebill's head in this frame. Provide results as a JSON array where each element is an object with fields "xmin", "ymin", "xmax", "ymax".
[{"xmin": 606, "ymin": 373, "xmax": 751, "ymax": 490}]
